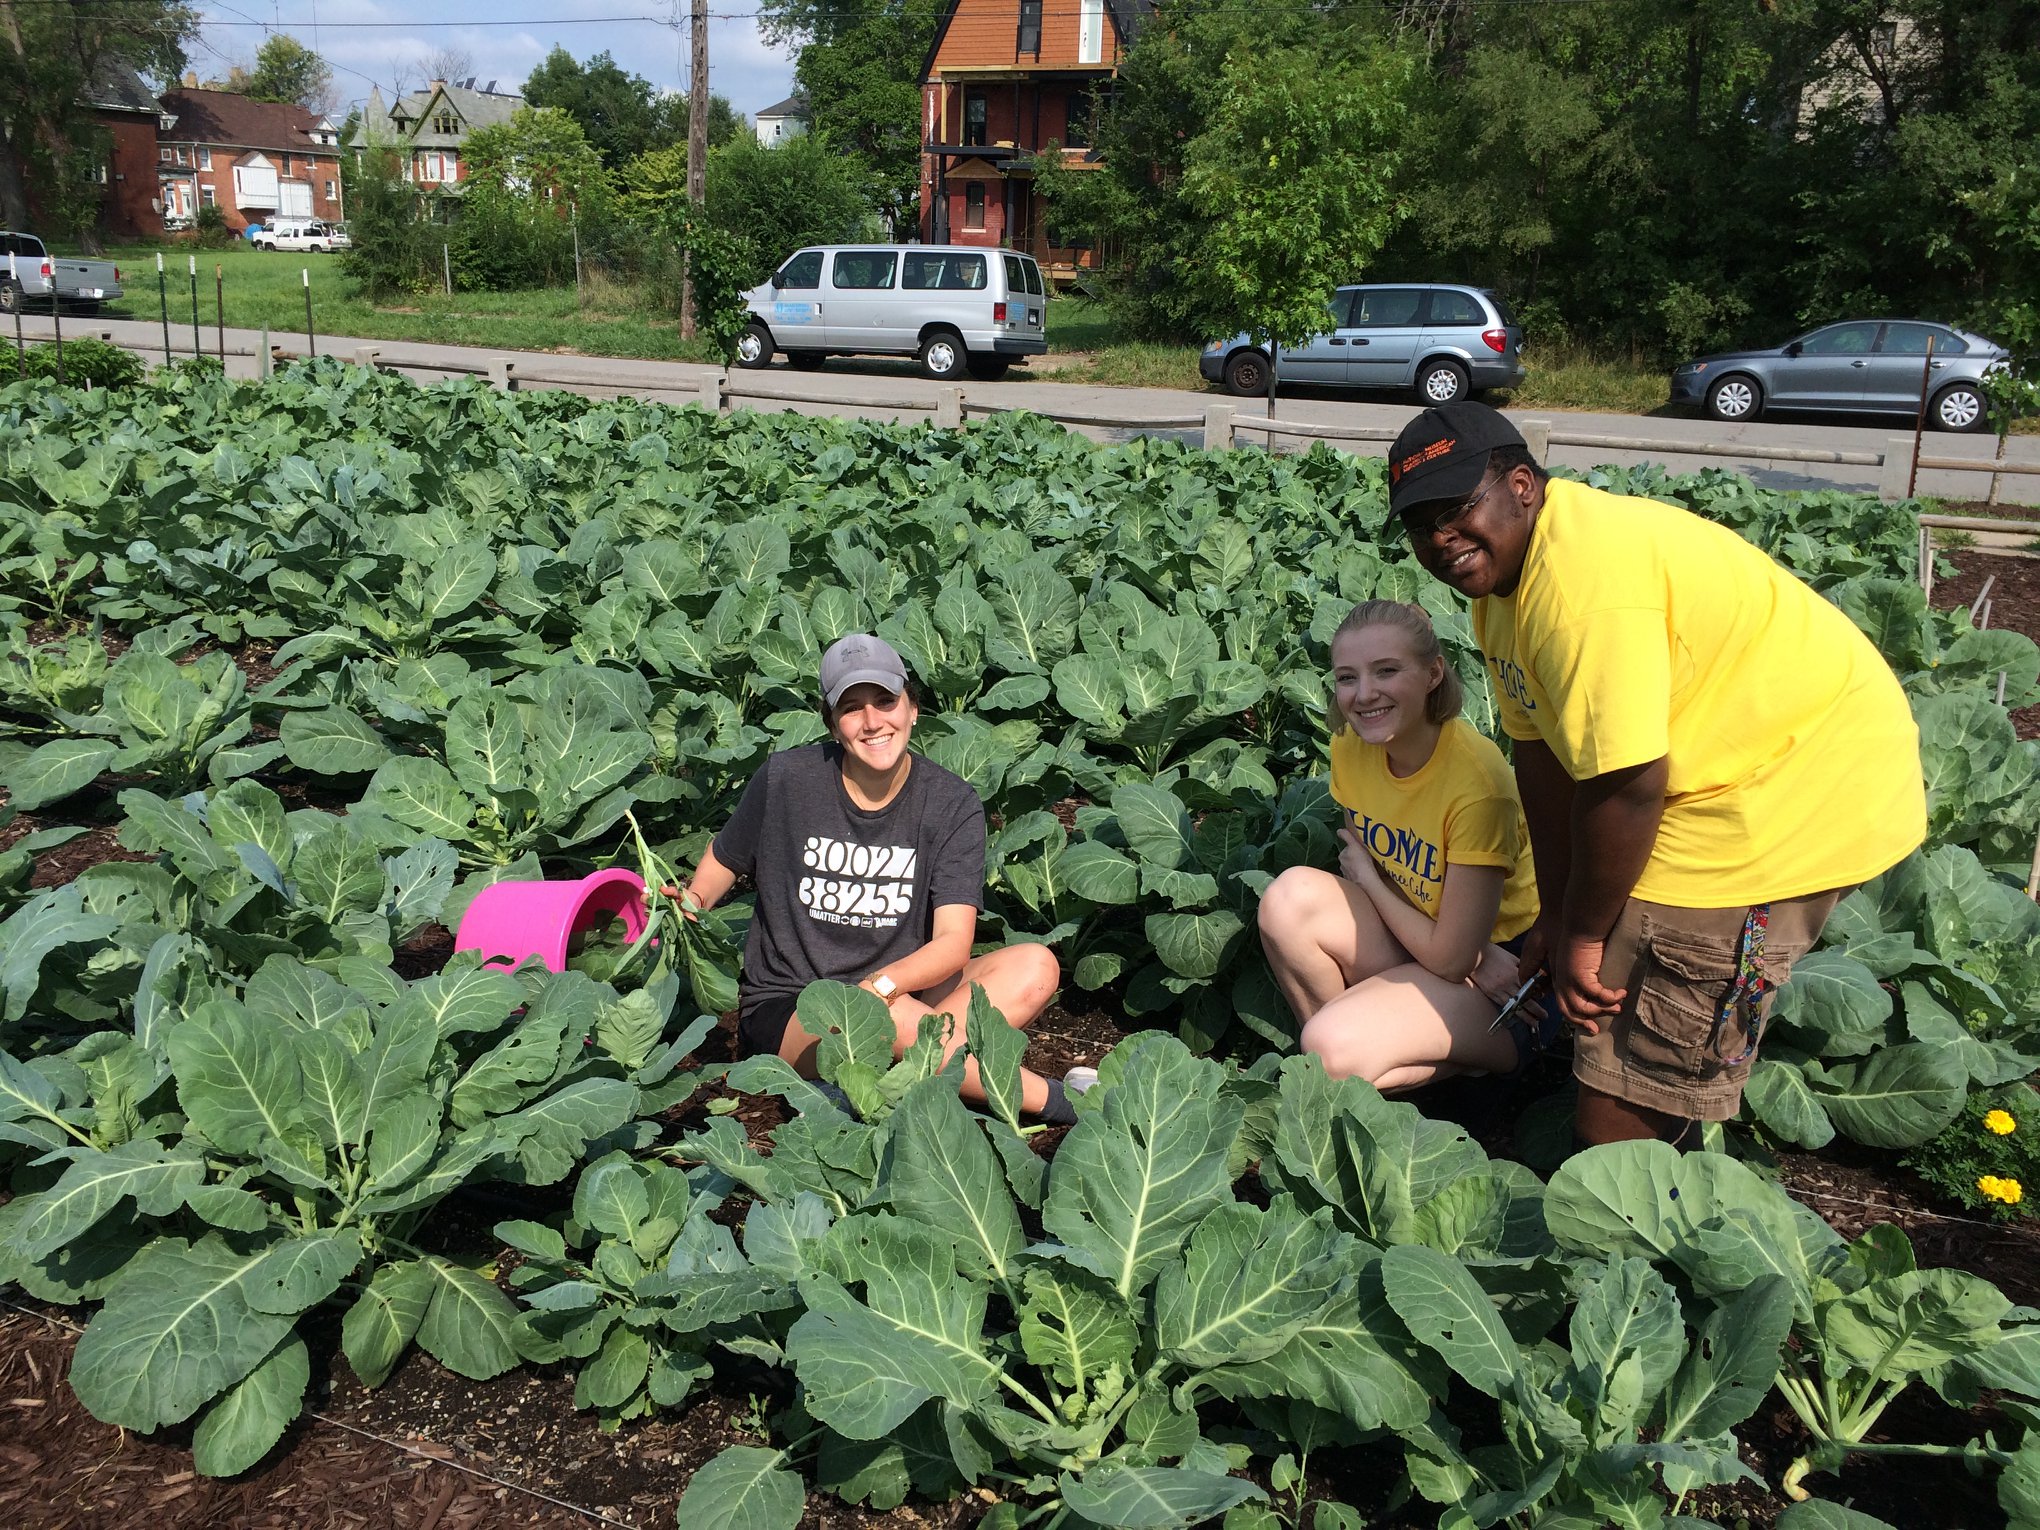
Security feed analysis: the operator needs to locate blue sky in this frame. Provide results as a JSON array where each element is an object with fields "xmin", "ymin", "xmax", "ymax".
[{"xmin": 185, "ymin": 2, "xmax": 801, "ymax": 122}]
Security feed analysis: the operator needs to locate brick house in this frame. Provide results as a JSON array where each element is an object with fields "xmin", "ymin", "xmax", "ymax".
[
  {"xmin": 78, "ymin": 66, "xmax": 175, "ymax": 241},
  {"xmin": 154, "ymin": 87, "xmax": 344, "ymax": 233},
  {"xmin": 919, "ymin": 0, "xmax": 1150, "ymax": 281},
  {"xmin": 348, "ymin": 79, "xmax": 525, "ymax": 193}
]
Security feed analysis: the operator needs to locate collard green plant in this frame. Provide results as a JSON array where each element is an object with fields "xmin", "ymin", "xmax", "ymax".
[{"xmin": 0, "ymin": 955, "xmax": 673, "ymax": 1475}]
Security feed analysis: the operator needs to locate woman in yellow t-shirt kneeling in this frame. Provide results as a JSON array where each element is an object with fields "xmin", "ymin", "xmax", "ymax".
[{"xmin": 1259, "ymin": 601, "xmax": 1546, "ymax": 1090}]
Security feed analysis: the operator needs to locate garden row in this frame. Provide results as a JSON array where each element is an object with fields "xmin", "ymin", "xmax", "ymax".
[{"xmin": 0, "ymin": 363, "xmax": 2037, "ymax": 1527}]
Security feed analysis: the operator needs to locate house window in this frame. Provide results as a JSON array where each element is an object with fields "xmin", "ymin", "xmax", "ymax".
[
  {"xmin": 201, "ymin": 185, "xmax": 216, "ymax": 206},
  {"xmin": 325, "ymin": 179, "xmax": 336, "ymax": 199},
  {"xmin": 443, "ymin": 155, "xmax": 458, "ymax": 180},
  {"xmin": 198, "ymin": 147, "xmax": 212, "ymax": 170},
  {"xmin": 964, "ymin": 92, "xmax": 987, "ymax": 147},
  {"xmin": 1870, "ymin": 21, "xmax": 1897, "ymax": 60},
  {"xmin": 1017, "ymin": 0, "xmax": 1042, "ymax": 54},
  {"xmin": 434, "ymin": 114, "xmax": 456, "ymax": 134},
  {"xmin": 159, "ymin": 146, "xmax": 172, "ymax": 162},
  {"xmin": 964, "ymin": 181, "xmax": 986, "ymax": 231},
  {"xmin": 1065, "ymin": 92, "xmax": 1092, "ymax": 149},
  {"xmin": 174, "ymin": 146, "xmax": 187, "ymax": 165}
]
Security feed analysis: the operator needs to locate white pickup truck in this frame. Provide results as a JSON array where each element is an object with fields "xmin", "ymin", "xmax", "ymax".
[{"xmin": 0, "ymin": 230, "xmax": 124, "ymax": 314}]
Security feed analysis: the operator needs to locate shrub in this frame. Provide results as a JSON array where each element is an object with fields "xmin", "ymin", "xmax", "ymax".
[
  {"xmin": 1904, "ymin": 1084, "xmax": 2040, "ymax": 1222},
  {"xmin": 193, "ymin": 204, "xmax": 235, "ymax": 249},
  {"xmin": 2, "ymin": 337, "xmax": 146, "ymax": 389}
]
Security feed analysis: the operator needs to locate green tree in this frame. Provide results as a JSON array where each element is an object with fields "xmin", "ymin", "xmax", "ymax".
[
  {"xmin": 522, "ymin": 46, "xmax": 737, "ymax": 169},
  {"xmin": 760, "ymin": 0, "xmax": 937, "ymax": 232},
  {"xmin": 455, "ymin": 108, "xmax": 615, "ymax": 290},
  {"xmin": 0, "ymin": 0, "xmax": 197, "ymax": 244},
  {"xmin": 705, "ymin": 133, "xmax": 875, "ymax": 280},
  {"xmin": 1036, "ymin": 5, "xmax": 1417, "ymax": 345},
  {"xmin": 241, "ymin": 34, "xmax": 332, "ymax": 112}
]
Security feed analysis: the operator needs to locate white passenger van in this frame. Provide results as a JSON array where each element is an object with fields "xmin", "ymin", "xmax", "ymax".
[{"xmin": 736, "ymin": 244, "xmax": 1048, "ymax": 381}]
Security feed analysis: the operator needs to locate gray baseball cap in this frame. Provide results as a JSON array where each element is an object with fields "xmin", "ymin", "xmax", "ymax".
[{"xmin": 819, "ymin": 633, "xmax": 910, "ymax": 709}]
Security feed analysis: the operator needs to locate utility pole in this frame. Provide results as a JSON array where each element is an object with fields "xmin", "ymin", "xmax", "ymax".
[{"xmin": 681, "ymin": 0, "xmax": 708, "ymax": 339}]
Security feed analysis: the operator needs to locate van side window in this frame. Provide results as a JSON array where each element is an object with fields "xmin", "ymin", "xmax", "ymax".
[
  {"xmin": 904, "ymin": 252, "xmax": 986, "ymax": 289},
  {"xmin": 1426, "ymin": 289, "xmax": 1484, "ymax": 326},
  {"xmin": 1003, "ymin": 254, "xmax": 1026, "ymax": 292},
  {"xmin": 1021, "ymin": 259, "xmax": 1043, "ymax": 296},
  {"xmin": 1354, "ymin": 289, "xmax": 1426, "ymax": 327},
  {"xmin": 831, "ymin": 251, "xmax": 898, "ymax": 289},
  {"xmin": 778, "ymin": 251, "xmax": 823, "ymax": 289}
]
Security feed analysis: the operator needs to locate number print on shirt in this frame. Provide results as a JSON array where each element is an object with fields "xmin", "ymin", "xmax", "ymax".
[{"xmin": 799, "ymin": 837, "xmax": 918, "ymax": 928}]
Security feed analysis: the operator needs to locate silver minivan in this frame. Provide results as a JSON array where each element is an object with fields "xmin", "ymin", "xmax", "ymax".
[
  {"xmin": 1199, "ymin": 283, "xmax": 1526, "ymax": 402},
  {"xmin": 736, "ymin": 245, "xmax": 1048, "ymax": 381}
]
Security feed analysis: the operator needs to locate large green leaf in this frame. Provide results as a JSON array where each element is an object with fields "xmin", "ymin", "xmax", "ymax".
[
  {"xmin": 415, "ymin": 539, "xmax": 495, "ymax": 624},
  {"xmin": 1811, "ymin": 1043, "xmax": 1967, "ymax": 1149},
  {"xmin": 1820, "ymin": 1268, "xmax": 2011, "ymax": 1377},
  {"xmin": 804, "ymin": 980, "xmax": 898, "ymax": 1083},
  {"xmin": 1060, "ymin": 1463, "xmax": 1263, "ymax": 1529},
  {"xmin": 1656, "ymin": 1276, "xmax": 1793, "ymax": 1441},
  {"xmin": 1378, "ymin": 1244, "xmax": 1518, "ymax": 1398},
  {"xmin": 243, "ymin": 1228, "xmax": 363, "ymax": 1315},
  {"xmin": 1569, "ymin": 1256, "xmax": 1686, "ymax": 1438},
  {"xmin": 1201, "ymin": 1273, "xmax": 1439, "ymax": 1433},
  {"xmin": 69, "ymin": 1234, "xmax": 298, "ymax": 1430},
  {"xmin": 673, "ymin": 1444, "xmax": 805, "ymax": 1530},
  {"xmin": 168, "ymin": 1001, "xmax": 314, "ymax": 1159},
  {"xmin": 1017, "ymin": 1262, "xmax": 1138, "ymax": 1390},
  {"xmin": 2, "ymin": 1141, "xmax": 204, "ymax": 1261},
  {"xmin": 1154, "ymin": 1200, "xmax": 1350, "ymax": 1368},
  {"xmin": 789, "ymin": 1215, "xmax": 1003, "ymax": 1438},
  {"xmin": 1146, "ymin": 909, "xmax": 1246, "ymax": 981},
  {"xmin": 191, "ymin": 1331, "xmax": 310, "ymax": 1476},
  {"xmin": 884, "ymin": 1082, "xmax": 1025, "ymax": 1278},
  {"xmin": 362, "ymin": 756, "xmax": 474, "ymax": 842},
  {"xmin": 416, "ymin": 1255, "xmax": 524, "ymax": 1379},
  {"xmin": 340, "ymin": 1258, "xmax": 434, "ymax": 1387},
  {"xmin": 5, "ymin": 737, "xmax": 116, "ymax": 810},
  {"xmin": 1042, "ymin": 1035, "xmax": 1241, "ymax": 1299},
  {"xmin": 279, "ymin": 706, "xmax": 391, "ymax": 775},
  {"xmin": 0, "ymin": 885, "xmax": 121, "ymax": 1021}
]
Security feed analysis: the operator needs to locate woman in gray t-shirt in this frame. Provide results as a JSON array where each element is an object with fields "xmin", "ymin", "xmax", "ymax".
[{"xmin": 678, "ymin": 634, "xmax": 1084, "ymax": 1123}]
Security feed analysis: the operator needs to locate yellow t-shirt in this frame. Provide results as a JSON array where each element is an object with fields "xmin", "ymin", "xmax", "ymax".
[
  {"xmin": 1328, "ymin": 717, "xmax": 1539, "ymax": 942},
  {"xmin": 1472, "ymin": 478, "xmax": 1925, "ymax": 906}
]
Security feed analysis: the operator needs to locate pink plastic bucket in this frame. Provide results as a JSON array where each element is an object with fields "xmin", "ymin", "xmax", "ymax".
[{"xmin": 453, "ymin": 868, "xmax": 649, "ymax": 973}]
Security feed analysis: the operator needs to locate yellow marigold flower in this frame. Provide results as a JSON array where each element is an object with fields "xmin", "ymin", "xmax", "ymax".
[
  {"xmin": 1985, "ymin": 1108, "xmax": 2017, "ymax": 1136},
  {"xmin": 1978, "ymin": 1175, "xmax": 2024, "ymax": 1205}
]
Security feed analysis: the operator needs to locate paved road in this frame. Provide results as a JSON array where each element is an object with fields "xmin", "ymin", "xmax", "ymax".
[{"xmin": 17, "ymin": 311, "xmax": 2039, "ymax": 508}]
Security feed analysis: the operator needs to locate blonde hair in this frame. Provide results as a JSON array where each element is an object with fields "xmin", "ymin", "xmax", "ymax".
[{"xmin": 1325, "ymin": 600, "xmax": 1463, "ymax": 733}]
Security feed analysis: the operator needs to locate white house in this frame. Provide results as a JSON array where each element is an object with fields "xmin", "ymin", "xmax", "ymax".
[{"xmin": 753, "ymin": 95, "xmax": 807, "ymax": 147}]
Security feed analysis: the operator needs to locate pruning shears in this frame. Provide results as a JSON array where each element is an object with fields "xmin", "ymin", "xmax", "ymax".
[{"xmin": 1488, "ymin": 967, "xmax": 1551, "ymax": 1033}]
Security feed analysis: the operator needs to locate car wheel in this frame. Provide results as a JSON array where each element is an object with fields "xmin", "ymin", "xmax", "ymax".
[
  {"xmin": 1706, "ymin": 374, "xmax": 1762, "ymax": 423},
  {"xmin": 965, "ymin": 356, "xmax": 1010, "ymax": 381},
  {"xmin": 0, "ymin": 279, "xmax": 19, "ymax": 317},
  {"xmin": 1223, "ymin": 350, "xmax": 1271, "ymax": 397},
  {"xmin": 1417, "ymin": 358, "xmax": 1469, "ymax": 405},
  {"xmin": 786, "ymin": 351, "xmax": 826, "ymax": 371},
  {"xmin": 1931, "ymin": 381, "xmax": 1986, "ymax": 433},
  {"xmin": 919, "ymin": 329, "xmax": 967, "ymax": 381},
  {"xmin": 734, "ymin": 322, "xmax": 775, "ymax": 370}
]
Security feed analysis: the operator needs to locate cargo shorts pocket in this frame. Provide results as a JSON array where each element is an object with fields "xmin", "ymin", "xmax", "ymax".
[{"xmin": 1624, "ymin": 926, "xmax": 1739, "ymax": 1080}]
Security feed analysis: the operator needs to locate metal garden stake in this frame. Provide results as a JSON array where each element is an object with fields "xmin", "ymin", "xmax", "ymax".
[
  {"xmin": 303, "ymin": 268, "xmax": 316, "ymax": 357},
  {"xmin": 156, "ymin": 251, "xmax": 171, "ymax": 365},
  {"xmin": 188, "ymin": 255, "xmax": 201, "ymax": 357}
]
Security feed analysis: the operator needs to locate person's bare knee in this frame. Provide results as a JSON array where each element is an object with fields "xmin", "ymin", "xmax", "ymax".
[
  {"xmin": 1300, "ymin": 1011, "xmax": 1385, "ymax": 1083},
  {"xmin": 1005, "ymin": 941, "xmax": 1059, "ymax": 1025},
  {"xmin": 1258, "ymin": 867, "xmax": 1320, "ymax": 952}
]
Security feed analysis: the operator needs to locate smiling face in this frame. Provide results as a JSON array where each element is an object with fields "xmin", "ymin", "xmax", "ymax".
[
  {"xmin": 828, "ymin": 682, "xmax": 918, "ymax": 774},
  {"xmin": 1404, "ymin": 461, "xmax": 1540, "ymax": 599},
  {"xmin": 1331, "ymin": 624, "xmax": 1444, "ymax": 749}
]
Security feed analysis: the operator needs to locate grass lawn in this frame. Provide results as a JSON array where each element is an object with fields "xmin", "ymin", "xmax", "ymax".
[{"xmin": 79, "ymin": 239, "xmax": 723, "ymax": 362}]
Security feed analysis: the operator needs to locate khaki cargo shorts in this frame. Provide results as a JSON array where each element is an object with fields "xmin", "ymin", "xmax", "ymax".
[{"xmin": 1573, "ymin": 888, "xmax": 1848, "ymax": 1122}]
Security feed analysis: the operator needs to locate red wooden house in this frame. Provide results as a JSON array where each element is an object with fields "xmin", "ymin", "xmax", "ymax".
[{"xmin": 919, "ymin": 0, "xmax": 1151, "ymax": 282}]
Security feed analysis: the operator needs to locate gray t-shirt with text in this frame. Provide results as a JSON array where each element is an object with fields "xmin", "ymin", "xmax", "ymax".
[{"xmin": 712, "ymin": 743, "xmax": 985, "ymax": 1020}]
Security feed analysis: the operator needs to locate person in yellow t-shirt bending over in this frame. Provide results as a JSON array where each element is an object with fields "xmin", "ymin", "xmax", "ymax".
[
  {"xmin": 1259, "ymin": 600, "xmax": 1552, "ymax": 1090},
  {"xmin": 1385, "ymin": 401, "xmax": 1926, "ymax": 1150}
]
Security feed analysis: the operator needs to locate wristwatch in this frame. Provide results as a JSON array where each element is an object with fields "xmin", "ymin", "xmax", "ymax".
[{"xmin": 870, "ymin": 974, "xmax": 901, "ymax": 1006}]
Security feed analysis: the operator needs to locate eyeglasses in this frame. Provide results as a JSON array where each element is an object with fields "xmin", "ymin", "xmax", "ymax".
[{"xmin": 1402, "ymin": 470, "xmax": 1502, "ymax": 540}]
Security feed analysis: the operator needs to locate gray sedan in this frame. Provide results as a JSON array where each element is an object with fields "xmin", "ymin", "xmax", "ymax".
[{"xmin": 1670, "ymin": 320, "xmax": 2007, "ymax": 432}]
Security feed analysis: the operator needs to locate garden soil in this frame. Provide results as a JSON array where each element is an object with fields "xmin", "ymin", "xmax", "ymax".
[{"xmin": 2, "ymin": 550, "xmax": 2037, "ymax": 1529}]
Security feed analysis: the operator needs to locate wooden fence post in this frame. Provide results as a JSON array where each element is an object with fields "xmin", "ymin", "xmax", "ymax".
[
  {"xmin": 696, "ymin": 371, "xmax": 725, "ymax": 415},
  {"xmin": 1519, "ymin": 418, "xmax": 1552, "ymax": 467},
  {"xmin": 1203, "ymin": 404, "xmax": 1235, "ymax": 451},
  {"xmin": 935, "ymin": 387, "xmax": 962, "ymax": 429},
  {"xmin": 354, "ymin": 346, "xmax": 381, "ymax": 370},
  {"xmin": 1878, "ymin": 437, "xmax": 1913, "ymax": 504},
  {"xmin": 487, "ymin": 358, "xmax": 517, "ymax": 392}
]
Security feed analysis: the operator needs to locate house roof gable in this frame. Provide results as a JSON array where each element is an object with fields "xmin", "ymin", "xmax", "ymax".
[{"xmin": 922, "ymin": 0, "xmax": 1153, "ymax": 81}]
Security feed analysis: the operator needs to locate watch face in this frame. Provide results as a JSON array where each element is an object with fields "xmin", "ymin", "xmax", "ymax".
[{"xmin": 874, "ymin": 976, "xmax": 898, "ymax": 1001}]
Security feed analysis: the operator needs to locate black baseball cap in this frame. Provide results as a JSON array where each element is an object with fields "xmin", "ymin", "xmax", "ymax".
[{"xmin": 1386, "ymin": 401, "xmax": 1526, "ymax": 518}]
